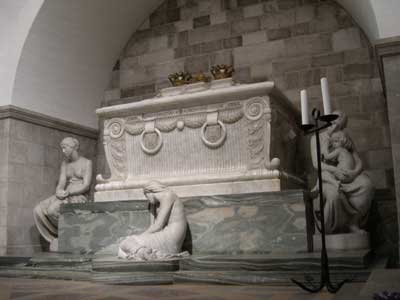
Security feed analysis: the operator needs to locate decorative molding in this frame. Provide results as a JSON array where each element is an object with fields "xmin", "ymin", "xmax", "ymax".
[
  {"xmin": 96, "ymin": 81, "xmax": 275, "ymax": 118},
  {"xmin": 0, "ymin": 105, "xmax": 98, "ymax": 139},
  {"xmin": 97, "ymin": 135, "xmax": 127, "ymax": 183},
  {"xmin": 96, "ymin": 169, "xmax": 281, "ymax": 192},
  {"xmin": 375, "ymin": 37, "xmax": 400, "ymax": 97},
  {"xmin": 103, "ymin": 101, "xmax": 244, "ymax": 158}
]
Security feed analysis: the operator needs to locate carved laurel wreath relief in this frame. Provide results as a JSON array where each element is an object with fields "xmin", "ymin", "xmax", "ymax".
[{"xmin": 99, "ymin": 97, "xmax": 280, "ymax": 182}]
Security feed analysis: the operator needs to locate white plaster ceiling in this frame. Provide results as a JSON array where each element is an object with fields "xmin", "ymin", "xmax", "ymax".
[
  {"xmin": 0, "ymin": 0, "xmax": 399, "ymax": 129},
  {"xmin": 10, "ymin": 0, "xmax": 162, "ymax": 129},
  {"xmin": 336, "ymin": 0, "xmax": 400, "ymax": 41}
]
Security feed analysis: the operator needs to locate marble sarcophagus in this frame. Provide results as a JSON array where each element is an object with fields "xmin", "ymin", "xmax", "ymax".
[{"xmin": 95, "ymin": 81, "xmax": 303, "ymax": 201}]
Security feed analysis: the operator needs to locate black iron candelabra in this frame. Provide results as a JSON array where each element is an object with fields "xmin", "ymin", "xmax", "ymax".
[{"xmin": 291, "ymin": 109, "xmax": 348, "ymax": 293}]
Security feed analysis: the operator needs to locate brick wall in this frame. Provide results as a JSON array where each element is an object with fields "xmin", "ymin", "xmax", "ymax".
[{"xmin": 103, "ymin": 0, "xmax": 392, "ymax": 190}]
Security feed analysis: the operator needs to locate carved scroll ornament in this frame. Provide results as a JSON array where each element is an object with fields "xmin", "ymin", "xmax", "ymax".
[
  {"xmin": 245, "ymin": 97, "xmax": 280, "ymax": 171},
  {"xmin": 97, "ymin": 118, "xmax": 127, "ymax": 183}
]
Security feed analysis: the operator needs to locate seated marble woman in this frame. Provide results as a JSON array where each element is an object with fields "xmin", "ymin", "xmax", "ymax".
[
  {"xmin": 118, "ymin": 181, "xmax": 188, "ymax": 261},
  {"xmin": 33, "ymin": 137, "xmax": 92, "ymax": 251}
]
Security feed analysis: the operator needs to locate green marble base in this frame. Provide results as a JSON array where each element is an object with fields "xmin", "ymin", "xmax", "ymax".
[
  {"xmin": 58, "ymin": 201, "xmax": 150, "ymax": 254},
  {"xmin": 172, "ymin": 269, "xmax": 370, "ymax": 285},
  {"xmin": 59, "ymin": 190, "xmax": 312, "ymax": 255},
  {"xmin": 0, "ymin": 256, "xmax": 30, "ymax": 266},
  {"xmin": 92, "ymin": 272, "xmax": 174, "ymax": 285},
  {"xmin": 92, "ymin": 255, "xmax": 179, "ymax": 272},
  {"xmin": 29, "ymin": 252, "xmax": 92, "ymax": 268},
  {"xmin": 0, "ymin": 250, "xmax": 373, "ymax": 285},
  {"xmin": 0, "ymin": 265, "xmax": 92, "ymax": 281},
  {"xmin": 179, "ymin": 250, "xmax": 372, "ymax": 271}
]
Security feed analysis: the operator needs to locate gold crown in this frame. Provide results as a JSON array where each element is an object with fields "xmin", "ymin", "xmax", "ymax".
[
  {"xmin": 192, "ymin": 71, "xmax": 211, "ymax": 83},
  {"xmin": 210, "ymin": 64, "xmax": 234, "ymax": 80},
  {"xmin": 168, "ymin": 72, "xmax": 192, "ymax": 86}
]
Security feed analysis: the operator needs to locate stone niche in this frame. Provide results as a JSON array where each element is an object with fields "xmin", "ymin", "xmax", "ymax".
[{"xmin": 95, "ymin": 81, "xmax": 304, "ymax": 202}]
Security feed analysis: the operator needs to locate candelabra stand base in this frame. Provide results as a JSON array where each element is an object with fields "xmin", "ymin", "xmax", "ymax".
[{"xmin": 293, "ymin": 111, "xmax": 349, "ymax": 294}]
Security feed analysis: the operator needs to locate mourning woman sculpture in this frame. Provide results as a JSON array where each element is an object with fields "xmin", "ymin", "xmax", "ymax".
[
  {"xmin": 118, "ymin": 181, "xmax": 188, "ymax": 260},
  {"xmin": 310, "ymin": 110, "xmax": 374, "ymax": 234},
  {"xmin": 33, "ymin": 137, "xmax": 92, "ymax": 251}
]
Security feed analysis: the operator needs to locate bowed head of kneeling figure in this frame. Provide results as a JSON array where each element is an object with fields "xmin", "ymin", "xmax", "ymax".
[{"xmin": 118, "ymin": 181, "xmax": 188, "ymax": 260}]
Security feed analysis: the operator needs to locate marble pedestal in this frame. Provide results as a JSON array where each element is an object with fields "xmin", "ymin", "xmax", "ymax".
[
  {"xmin": 58, "ymin": 190, "xmax": 311, "ymax": 255},
  {"xmin": 313, "ymin": 232, "xmax": 370, "ymax": 251}
]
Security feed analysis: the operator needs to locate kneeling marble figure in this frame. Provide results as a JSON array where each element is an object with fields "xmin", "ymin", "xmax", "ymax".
[{"xmin": 118, "ymin": 181, "xmax": 188, "ymax": 261}]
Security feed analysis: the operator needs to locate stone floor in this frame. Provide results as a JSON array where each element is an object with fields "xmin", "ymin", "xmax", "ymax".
[{"xmin": 0, "ymin": 277, "xmax": 339, "ymax": 300}]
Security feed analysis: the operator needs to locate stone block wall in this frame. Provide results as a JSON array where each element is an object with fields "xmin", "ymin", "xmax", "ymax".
[
  {"xmin": 102, "ymin": 0, "xmax": 392, "ymax": 191},
  {"xmin": 0, "ymin": 119, "xmax": 10, "ymax": 255},
  {"xmin": 376, "ymin": 40, "xmax": 400, "ymax": 263},
  {"xmin": 0, "ymin": 107, "xmax": 98, "ymax": 255}
]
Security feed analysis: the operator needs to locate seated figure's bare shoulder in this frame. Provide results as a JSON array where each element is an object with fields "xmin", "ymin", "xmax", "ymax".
[{"xmin": 76, "ymin": 156, "xmax": 92, "ymax": 169}]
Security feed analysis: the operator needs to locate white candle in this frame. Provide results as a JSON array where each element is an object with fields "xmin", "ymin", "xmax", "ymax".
[
  {"xmin": 300, "ymin": 89, "xmax": 310, "ymax": 125},
  {"xmin": 321, "ymin": 77, "xmax": 332, "ymax": 115}
]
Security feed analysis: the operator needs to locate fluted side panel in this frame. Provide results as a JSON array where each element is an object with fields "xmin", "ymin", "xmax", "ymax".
[{"xmin": 126, "ymin": 121, "xmax": 247, "ymax": 179}]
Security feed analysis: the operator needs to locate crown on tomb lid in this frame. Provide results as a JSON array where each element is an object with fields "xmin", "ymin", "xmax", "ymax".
[{"xmin": 210, "ymin": 64, "xmax": 234, "ymax": 80}]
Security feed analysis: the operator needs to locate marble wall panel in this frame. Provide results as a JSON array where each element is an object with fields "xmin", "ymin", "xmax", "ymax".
[
  {"xmin": 381, "ymin": 52, "xmax": 400, "ymax": 263},
  {"xmin": 369, "ymin": 189, "xmax": 399, "ymax": 265},
  {"xmin": 0, "ymin": 114, "xmax": 98, "ymax": 255},
  {"xmin": 58, "ymin": 201, "xmax": 150, "ymax": 254},
  {"xmin": 0, "ymin": 226, "xmax": 6, "ymax": 255},
  {"xmin": 0, "ymin": 119, "xmax": 10, "ymax": 251},
  {"xmin": 183, "ymin": 191, "xmax": 309, "ymax": 254}
]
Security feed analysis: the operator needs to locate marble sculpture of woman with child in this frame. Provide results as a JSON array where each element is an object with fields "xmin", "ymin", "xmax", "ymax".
[{"xmin": 310, "ymin": 110, "xmax": 374, "ymax": 235}]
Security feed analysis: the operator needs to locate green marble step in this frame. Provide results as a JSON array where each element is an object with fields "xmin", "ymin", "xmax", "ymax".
[
  {"xmin": 0, "ymin": 256, "xmax": 30, "ymax": 266},
  {"xmin": 179, "ymin": 251, "xmax": 372, "ymax": 271},
  {"xmin": 92, "ymin": 271, "xmax": 174, "ymax": 285},
  {"xmin": 0, "ymin": 250, "xmax": 376, "ymax": 286},
  {"xmin": 172, "ymin": 270, "xmax": 371, "ymax": 285},
  {"xmin": 92, "ymin": 255, "xmax": 180, "ymax": 272},
  {"xmin": 0, "ymin": 265, "xmax": 91, "ymax": 281},
  {"xmin": 29, "ymin": 252, "xmax": 92, "ymax": 268}
]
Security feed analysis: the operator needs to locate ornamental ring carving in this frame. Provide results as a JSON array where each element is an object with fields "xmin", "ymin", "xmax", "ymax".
[
  {"xmin": 200, "ymin": 120, "xmax": 227, "ymax": 149},
  {"xmin": 140, "ymin": 128, "xmax": 163, "ymax": 155}
]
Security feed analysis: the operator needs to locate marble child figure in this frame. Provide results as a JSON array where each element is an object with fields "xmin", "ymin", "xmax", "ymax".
[
  {"xmin": 118, "ymin": 181, "xmax": 188, "ymax": 261},
  {"xmin": 322, "ymin": 131, "xmax": 356, "ymax": 190},
  {"xmin": 310, "ymin": 110, "xmax": 374, "ymax": 234},
  {"xmin": 33, "ymin": 137, "xmax": 92, "ymax": 251}
]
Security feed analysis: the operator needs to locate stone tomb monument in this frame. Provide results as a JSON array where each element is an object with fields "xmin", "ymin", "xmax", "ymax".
[
  {"xmin": 95, "ymin": 81, "xmax": 303, "ymax": 201},
  {"xmin": 58, "ymin": 81, "xmax": 312, "ymax": 256}
]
